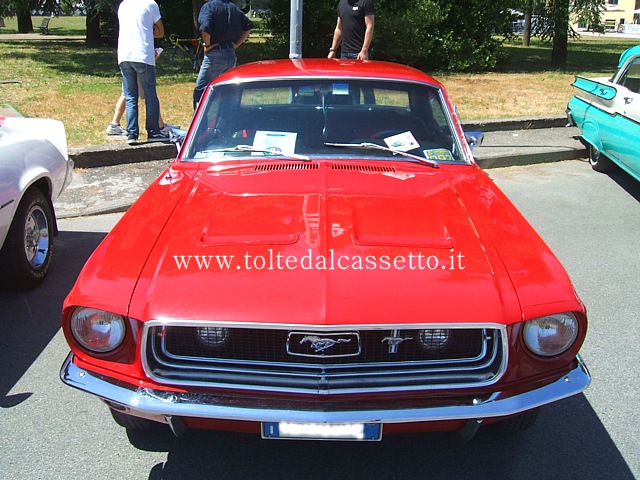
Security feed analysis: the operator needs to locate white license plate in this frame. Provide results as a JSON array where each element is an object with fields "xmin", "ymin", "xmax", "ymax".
[{"xmin": 262, "ymin": 422, "xmax": 382, "ymax": 441}]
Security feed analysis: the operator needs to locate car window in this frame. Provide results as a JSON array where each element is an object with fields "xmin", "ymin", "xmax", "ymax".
[
  {"xmin": 185, "ymin": 79, "xmax": 466, "ymax": 164},
  {"xmin": 617, "ymin": 57, "xmax": 640, "ymax": 93}
]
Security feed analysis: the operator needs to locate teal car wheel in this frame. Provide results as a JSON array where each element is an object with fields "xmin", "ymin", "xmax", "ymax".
[{"xmin": 589, "ymin": 144, "xmax": 615, "ymax": 173}]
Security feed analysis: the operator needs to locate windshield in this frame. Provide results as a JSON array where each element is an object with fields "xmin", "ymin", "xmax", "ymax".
[{"xmin": 184, "ymin": 79, "xmax": 466, "ymax": 164}]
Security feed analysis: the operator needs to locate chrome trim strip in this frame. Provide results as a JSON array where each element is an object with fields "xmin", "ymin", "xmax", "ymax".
[
  {"xmin": 61, "ymin": 353, "xmax": 590, "ymax": 425},
  {"xmin": 141, "ymin": 324, "xmax": 506, "ymax": 394},
  {"xmin": 144, "ymin": 319, "xmax": 508, "ymax": 330},
  {"xmin": 154, "ymin": 327, "xmax": 493, "ymax": 368}
]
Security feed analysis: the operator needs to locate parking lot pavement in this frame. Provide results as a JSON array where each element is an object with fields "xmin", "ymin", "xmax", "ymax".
[{"xmin": 54, "ymin": 122, "xmax": 587, "ymax": 219}]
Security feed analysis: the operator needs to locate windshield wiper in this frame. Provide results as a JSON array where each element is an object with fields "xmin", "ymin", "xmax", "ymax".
[
  {"xmin": 198, "ymin": 145, "xmax": 311, "ymax": 161},
  {"xmin": 324, "ymin": 142, "xmax": 439, "ymax": 168}
]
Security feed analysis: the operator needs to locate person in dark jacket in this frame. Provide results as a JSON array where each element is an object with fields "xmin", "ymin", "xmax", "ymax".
[{"xmin": 193, "ymin": 0, "xmax": 254, "ymax": 109}]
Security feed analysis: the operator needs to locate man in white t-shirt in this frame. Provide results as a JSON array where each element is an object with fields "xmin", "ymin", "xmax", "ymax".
[{"xmin": 117, "ymin": 0, "xmax": 168, "ymax": 145}]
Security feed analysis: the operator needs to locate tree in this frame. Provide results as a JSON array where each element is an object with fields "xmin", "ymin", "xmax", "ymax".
[
  {"xmin": 548, "ymin": 0, "xmax": 570, "ymax": 68},
  {"xmin": 265, "ymin": 0, "xmax": 511, "ymax": 71},
  {"xmin": 8, "ymin": 0, "xmax": 38, "ymax": 33},
  {"xmin": 527, "ymin": 0, "xmax": 603, "ymax": 68}
]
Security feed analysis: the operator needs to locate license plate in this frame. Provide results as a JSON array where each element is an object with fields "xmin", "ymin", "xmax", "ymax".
[{"xmin": 262, "ymin": 422, "xmax": 382, "ymax": 441}]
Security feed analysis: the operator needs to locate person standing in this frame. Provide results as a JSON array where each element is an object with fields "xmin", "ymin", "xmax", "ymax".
[
  {"xmin": 193, "ymin": 0, "xmax": 254, "ymax": 110},
  {"xmin": 117, "ymin": 0, "xmax": 168, "ymax": 145},
  {"xmin": 327, "ymin": 0, "xmax": 375, "ymax": 60}
]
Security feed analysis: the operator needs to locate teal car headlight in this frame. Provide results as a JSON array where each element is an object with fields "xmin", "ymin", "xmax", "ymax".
[{"xmin": 523, "ymin": 313, "xmax": 579, "ymax": 357}]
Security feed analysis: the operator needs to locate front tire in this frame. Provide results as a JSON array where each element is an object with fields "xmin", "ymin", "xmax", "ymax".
[
  {"xmin": 491, "ymin": 408, "xmax": 540, "ymax": 434},
  {"xmin": 110, "ymin": 408, "xmax": 162, "ymax": 430},
  {"xmin": 0, "ymin": 188, "xmax": 54, "ymax": 290},
  {"xmin": 589, "ymin": 144, "xmax": 615, "ymax": 173},
  {"xmin": 160, "ymin": 46, "xmax": 185, "ymax": 75}
]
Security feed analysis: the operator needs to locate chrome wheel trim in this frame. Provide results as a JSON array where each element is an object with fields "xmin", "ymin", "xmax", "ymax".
[
  {"xmin": 588, "ymin": 145, "xmax": 600, "ymax": 165},
  {"xmin": 23, "ymin": 204, "xmax": 50, "ymax": 269}
]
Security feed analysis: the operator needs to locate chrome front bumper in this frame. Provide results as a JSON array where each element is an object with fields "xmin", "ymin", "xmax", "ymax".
[{"xmin": 60, "ymin": 352, "xmax": 590, "ymax": 425}]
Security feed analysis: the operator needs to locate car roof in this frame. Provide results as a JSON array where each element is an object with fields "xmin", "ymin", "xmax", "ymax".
[
  {"xmin": 212, "ymin": 59, "xmax": 445, "ymax": 89},
  {"xmin": 618, "ymin": 45, "xmax": 640, "ymax": 68}
]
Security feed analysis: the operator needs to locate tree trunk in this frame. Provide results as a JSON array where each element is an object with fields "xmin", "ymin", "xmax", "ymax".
[
  {"xmin": 523, "ymin": 0, "xmax": 532, "ymax": 47},
  {"xmin": 16, "ymin": 10, "xmax": 34, "ymax": 33},
  {"xmin": 85, "ymin": 10, "xmax": 101, "ymax": 47},
  {"xmin": 192, "ymin": 0, "xmax": 206, "ymax": 36},
  {"xmin": 550, "ymin": 0, "xmax": 569, "ymax": 69},
  {"xmin": 523, "ymin": 12, "xmax": 531, "ymax": 47}
]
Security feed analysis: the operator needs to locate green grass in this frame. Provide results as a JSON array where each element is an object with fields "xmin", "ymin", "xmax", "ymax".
[
  {"xmin": 0, "ymin": 14, "xmax": 87, "ymax": 36},
  {"xmin": 1, "ymin": 15, "xmax": 638, "ymax": 147},
  {"xmin": 498, "ymin": 35, "xmax": 637, "ymax": 73}
]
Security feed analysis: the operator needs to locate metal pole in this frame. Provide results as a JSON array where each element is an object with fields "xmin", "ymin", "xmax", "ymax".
[{"xmin": 289, "ymin": 0, "xmax": 302, "ymax": 58}]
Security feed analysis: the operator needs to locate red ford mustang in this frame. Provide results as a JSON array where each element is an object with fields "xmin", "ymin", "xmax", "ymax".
[{"xmin": 60, "ymin": 59, "xmax": 590, "ymax": 441}]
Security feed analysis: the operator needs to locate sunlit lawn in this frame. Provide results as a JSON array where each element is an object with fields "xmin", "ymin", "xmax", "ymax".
[{"xmin": 1, "ymin": 15, "xmax": 637, "ymax": 147}]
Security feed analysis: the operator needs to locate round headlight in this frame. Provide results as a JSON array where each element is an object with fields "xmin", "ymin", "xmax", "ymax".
[
  {"xmin": 417, "ymin": 329, "xmax": 451, "ymax": 352},
  {"xmin": 195, "ymin": 326, "xmax": 230, "ymax": 348},
  {"xmin": 523, "ymin": 313, "xmax": 579, "ymax": 357},
  {"xmin": 70, "ymin": 307, "xmax": 126, "ymax": 353}
]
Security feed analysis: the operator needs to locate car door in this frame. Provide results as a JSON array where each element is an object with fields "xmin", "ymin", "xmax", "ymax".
[{"xmin": 611, "ymin": 55, "xmax": 640, "ymax": 175}]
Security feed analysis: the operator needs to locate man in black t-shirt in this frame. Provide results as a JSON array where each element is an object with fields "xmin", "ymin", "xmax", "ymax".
[{"xmin": 328, "ymin": 0, "xmax": 375, "ymax": 60}]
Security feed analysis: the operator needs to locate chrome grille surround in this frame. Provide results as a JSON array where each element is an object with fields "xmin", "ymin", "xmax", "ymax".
[{"xmin": 141, "ymin": 321, "xmax": 508, "ymax": 395}]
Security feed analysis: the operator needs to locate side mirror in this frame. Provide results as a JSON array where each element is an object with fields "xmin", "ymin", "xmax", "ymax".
[
  {"xmin": 464, "ymin": 131, "xmax": 484, "ymax": 153},
  {"xmin": 169, "ymin": 130, "xmax": 187, "ymax": 153}
]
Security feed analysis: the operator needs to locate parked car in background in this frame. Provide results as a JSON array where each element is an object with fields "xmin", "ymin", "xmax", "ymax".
[
  {"xmin": 567, "ymin": 45, "xmax": 640, "ymax": 181},
  {"xmin": 0, "ymin": 117, "xmax": 73, "ymax": 289},
  {"xmin": 61, "ymin": 59, "xmax": 590, "ymax": 442}
]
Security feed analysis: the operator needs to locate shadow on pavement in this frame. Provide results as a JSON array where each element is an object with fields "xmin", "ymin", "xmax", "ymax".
[
  {"xmin": 0, "ymin": 230, "xmax": 106, "ymax": 408},
  {"xmin": 607, "ymin": 165, "xmax": 640, "ymax": 203},
  {"xmin": 119, "ymin": 394, "xmax": 634, "ymax": 480}
]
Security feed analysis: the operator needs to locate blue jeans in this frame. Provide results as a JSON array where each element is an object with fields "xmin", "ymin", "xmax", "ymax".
[
  {"xmin": 120, "ymin": 61, "xmax": 160, "ymax": 138},
  {"xmin": 341, "ymin": 49, "xmax": 374, "ymax": 60},
  {"xmin": 193, "ymin": 48, "xmax": 237, "ymax": 109}
]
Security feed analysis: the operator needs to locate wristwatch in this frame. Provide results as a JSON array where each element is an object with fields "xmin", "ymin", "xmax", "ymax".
[{"xmin": 329, "ymin": 48, "xmax": 336, "ymax": 52}]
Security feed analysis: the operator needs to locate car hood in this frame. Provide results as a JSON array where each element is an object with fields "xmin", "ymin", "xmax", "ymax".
[{"xmin": 128, "ymin": 161, "xmax": 534, "ymax": 326}]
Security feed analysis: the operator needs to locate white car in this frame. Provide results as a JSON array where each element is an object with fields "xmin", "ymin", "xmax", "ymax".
[{"xmin": 0, "ymin": 117, "xmax": 73, "ymax": 289}]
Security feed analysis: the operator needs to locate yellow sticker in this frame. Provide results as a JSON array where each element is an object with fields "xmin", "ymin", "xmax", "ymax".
[{"xmin": 424, "ymin": 148, "xmax": 454, "ymax": 161}]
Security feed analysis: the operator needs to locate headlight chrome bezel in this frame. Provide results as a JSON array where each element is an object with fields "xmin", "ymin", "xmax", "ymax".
[
  {"xmin": 523, "ymin": 312, "xmax": 579, "ymax": 357},
  {"xmin": 70, "ymin": 307, "xmax": 127, "ymax": 353}
]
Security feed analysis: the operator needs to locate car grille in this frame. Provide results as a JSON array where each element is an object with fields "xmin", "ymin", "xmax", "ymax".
[{"xmin": 142, "ymin": 323, "xmax": 506, "ymax": 394}]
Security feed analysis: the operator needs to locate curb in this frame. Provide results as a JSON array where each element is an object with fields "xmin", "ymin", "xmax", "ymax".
[
  {"xmin": 69, "ymin": 142, "xmax": 177, "ymax": 169},
  {"xmin": 68, "ymin": 115, "xmax": 571, "ymax": 169},
  {"xmin": 460, "ymin": 115, "xmax": 569, "ymax": 132}
]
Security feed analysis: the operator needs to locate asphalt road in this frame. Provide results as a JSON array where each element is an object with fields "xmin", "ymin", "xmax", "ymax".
[{"xmin": 1, "ymin": 159, "xmax": 639, "ymax": 479}]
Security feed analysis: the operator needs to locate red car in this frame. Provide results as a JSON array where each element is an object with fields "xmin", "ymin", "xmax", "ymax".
[{"xmin": 60, "ymin": 59, "xmax": 589, "ymax": 441}]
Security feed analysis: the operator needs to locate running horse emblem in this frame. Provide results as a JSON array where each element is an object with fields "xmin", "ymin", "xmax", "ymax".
[{"xmin": 300, "ymin": 335, "xmax": 352, "ymax": 353}]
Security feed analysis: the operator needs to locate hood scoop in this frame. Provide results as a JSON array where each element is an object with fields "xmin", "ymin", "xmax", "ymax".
[{"xmin": 351, "ymin": 196, "xmax": 454, "ymax": 249}]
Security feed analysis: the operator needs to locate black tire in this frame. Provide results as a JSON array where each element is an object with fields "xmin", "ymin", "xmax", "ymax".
[
  {"xmin": 0, "ymin": 188, "xmax": 54, "ymax": 290},
  {"xmin": 491, "ymin": 408, "xmax": 540, "ymax": 434},
  {"xmin": 589, "ymin": 144, "xmax": 615, "ymax": 173},
  {"xmin": 160, "ymin": 46, "xmax": 185, "ymax": 74},
  {"xmin": 110, "ymin": 408, "xmax": 162, "ymax": 430}
]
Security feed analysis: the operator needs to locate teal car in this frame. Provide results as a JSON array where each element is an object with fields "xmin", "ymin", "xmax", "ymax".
[{"xmin": 567, "ymin": 45, "xmax": 640, "ymax": 181}]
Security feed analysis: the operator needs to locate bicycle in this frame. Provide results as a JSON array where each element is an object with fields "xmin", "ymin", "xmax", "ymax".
[{"xmin": 159, "ymin": 34, "xmax": 204, "ymax": 74}]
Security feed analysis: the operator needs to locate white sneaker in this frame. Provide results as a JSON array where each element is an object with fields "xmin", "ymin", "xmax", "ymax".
[
  {"xmin": 160, "ymin": 123, "xmax": 180, "ymax": 135},
  {"xmin": 106, "ymin": 124, "xmax": 126, "ymax": 135}
]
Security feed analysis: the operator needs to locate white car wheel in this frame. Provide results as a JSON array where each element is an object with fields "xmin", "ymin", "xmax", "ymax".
[
  {"xmin": 588, "ymin": 144, "xmax": 615, "ymax": 173},
  {"xmin": 0, "ymin": 188, "xmax": 54, "ymax": 290}
]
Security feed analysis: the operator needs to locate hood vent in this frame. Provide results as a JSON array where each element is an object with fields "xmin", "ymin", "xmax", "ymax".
[
  {"xmin": 254, "ymin": 163, "xmax": 319, "ymax": 172},
  {"xmin": 331, "ymin": 163, "xmax": 396, "ymax": 173}
]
